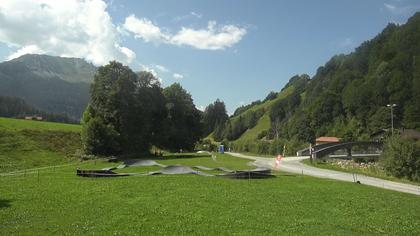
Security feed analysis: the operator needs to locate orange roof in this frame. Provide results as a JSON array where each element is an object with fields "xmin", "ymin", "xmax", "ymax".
[{"xmin": 316, "ymin": 136, "xmax": 340, "ymax": 142}]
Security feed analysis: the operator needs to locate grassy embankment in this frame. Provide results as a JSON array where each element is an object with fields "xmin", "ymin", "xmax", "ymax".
[
  {"xmin": 302, "ymin": 158, "xmax": 420, "ymax": 186},
  {"xmin": 0, "ymin": 117, "xmax": 81, "ymax": 173},
  {"xmin": 1, "ymin": 117, "xmax": 420, "ymax": 235}
]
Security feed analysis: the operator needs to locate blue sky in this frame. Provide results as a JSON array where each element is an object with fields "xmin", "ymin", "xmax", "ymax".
[{"xmin": 0, "ymin": 0, "xmax": 419, "ymax": 113}]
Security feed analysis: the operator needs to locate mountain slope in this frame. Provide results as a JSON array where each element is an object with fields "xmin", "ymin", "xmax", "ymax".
[
  {"xmin": 0, "ymin": 54, "xmax": 96, "ymax": 119},
  {"xmin": 216, "ymin": 12, "xmax": 420, "ymax": 155},
  {"xmin": 11, "ymin": 54, "xmax": 96, "ymax": 83}
]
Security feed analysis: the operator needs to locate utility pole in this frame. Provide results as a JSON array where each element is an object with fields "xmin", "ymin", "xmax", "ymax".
[{"xmin": 387, "ymin": 104, "xmax": 397, "ymax": 136}]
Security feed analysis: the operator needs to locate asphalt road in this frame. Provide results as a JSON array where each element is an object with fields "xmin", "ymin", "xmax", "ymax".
[{"xmin": 227, "ymin": 152, "xmax": 420, "ymax": 196}]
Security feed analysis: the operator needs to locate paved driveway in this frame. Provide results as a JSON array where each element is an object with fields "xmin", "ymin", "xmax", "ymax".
[{"xmin": 227, "ymin": 152, "xmax": 420, "ymax": 196}]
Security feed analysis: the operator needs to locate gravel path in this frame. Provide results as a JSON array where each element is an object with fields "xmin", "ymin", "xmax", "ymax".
[{"xmin": 227, "ymin": 152, "xmax": 420, "ymax": 196}]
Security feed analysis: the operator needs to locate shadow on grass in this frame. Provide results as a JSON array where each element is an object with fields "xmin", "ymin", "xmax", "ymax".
[
  {"xmin": 162, "ymin": 154, "xmax": 211, "ymax": 160},
  {"xmin": 0, "ymin": 199, "xmax": 12, "ymax": 208},
  {"xmin": 276, "ymin": 173, "xmax": 298, "ymax": 177}
]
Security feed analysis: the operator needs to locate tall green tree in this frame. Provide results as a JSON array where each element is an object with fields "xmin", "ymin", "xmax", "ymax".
[
  {"xmin": 202, "ymin": 99, "xmax": 229, "ymax": 136},
  {"xmin": 82, "ymin": 61, "xmax": 166, "ymax": 155},
  {"xmin": 162, "ymin": 83, "xmax": 202, "ymax": 151}
]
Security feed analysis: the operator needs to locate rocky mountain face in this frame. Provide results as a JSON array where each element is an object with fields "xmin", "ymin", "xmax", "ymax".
[{"xmin": 11, "ymin": 54, "xmax": 97, "ymax": 83}]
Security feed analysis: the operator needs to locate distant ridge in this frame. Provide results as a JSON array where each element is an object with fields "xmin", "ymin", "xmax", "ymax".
[
  {"xmin": 0, "ymin": 54, "xmax": 97, "ymax": 119},
  {"xmin": 10, "ymin": 54, "xmax": 97, "ymax": 83}
]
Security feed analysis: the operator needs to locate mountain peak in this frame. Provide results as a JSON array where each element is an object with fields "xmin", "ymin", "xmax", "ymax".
[{"xmin": 10, "ymin": 54, "xmax": 97, "ymax": 83}]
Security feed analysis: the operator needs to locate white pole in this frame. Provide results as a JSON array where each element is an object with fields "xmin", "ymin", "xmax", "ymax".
[
  {"xmin": 391, "ymin": 105, "xmax": 394, "ymax": 136},
  {"xmin": 387, "ymin": 104, "xmax": 397, "ymax": 136}
]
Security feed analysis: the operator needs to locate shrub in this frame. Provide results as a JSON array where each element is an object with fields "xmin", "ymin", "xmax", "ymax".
[
  {"xmin": 380, "ymin": 136, "xmax": 420, "ymax": 181},
  {"xmin": 82, "ymin": 117, "xmax": 121, "ymax": 155}
]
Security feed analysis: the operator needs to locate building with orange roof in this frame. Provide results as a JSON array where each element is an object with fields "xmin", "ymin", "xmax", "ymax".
[{"xmin": 315, "ymin": 136, "xmax": 340, "ymax": 145}]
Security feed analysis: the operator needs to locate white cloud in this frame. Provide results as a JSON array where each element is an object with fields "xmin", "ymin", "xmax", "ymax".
[
  {"xmin": 6, "ymin": 45, "xmax": 45, "ymax": 60},
  {"xmin": 140, "ymin": 64, "xmax": 164, "ymax": 84},
  {"xmin": 140, "ymin": 64, "xmax": 159, "ymax": 78},
  {"xmin": 115, "ymin": 44, "xmax": 136, "ymax": 62},
  {"xmin": 383, "ymin": 2, "xmax": 420, "ymax": 16},
  {"xmin": 196, "ymin": 105, "xmax": 205, "ymax": 112},
  {"xmin": 384, "ymin": 3, "xmax": 397, "ymax": 11},
  {"xmin": 123, "ymin": 15, "xmax": 247, "ymax": 50},
  {"xmin": 173, "ymin": 11, "xmax": 203, "ymax": 22},
  {"xmin": 171, "ymin": 21, "xmax": 246, "ymax": 50},
  {"xmin": 173, "ymin": 73, "xmax": 184, "ymax": 80},
  {"xmin": 191, "ymin": 12, "xmax": 202, "ymax": 19},
  {"xmin": 0, "ymin": 0, "xmax": 135, "ymax": 65},
  {"xmin": 155, "ymin": 64, "xmax": 169, "ymax": 72},
  {"xmin": 123, "ymin": 15, "xmax": 169, "ymax": 43},
  {"xmin": 139, "ymin": 63, "xmax": 178, "ymax": 83},
  {"xmin": 338, "ymin": 38, "xmax": 354, "ymax": 48},
  {"xmin": 141, "ymin": 63, "xmax": 169, "ymax": 74}
]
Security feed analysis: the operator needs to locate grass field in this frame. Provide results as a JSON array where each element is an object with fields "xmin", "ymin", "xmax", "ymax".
[
  {"xmin": 1, "ymin": 117, "xmax": 420, "ymax": 235},
  {"xmin": 1, "ymin": 154, "xmax": 420, "ymax": 235}
]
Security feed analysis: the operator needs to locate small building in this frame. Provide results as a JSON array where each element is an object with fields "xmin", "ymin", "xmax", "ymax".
[{"xmin": 315, "ymin": 136, "xmax": 340, "ymax": 145}]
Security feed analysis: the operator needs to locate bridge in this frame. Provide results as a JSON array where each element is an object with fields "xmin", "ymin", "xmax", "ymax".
[{"xmin": 297, "ymin": 141, "xmax": 383, "ymax": 159}]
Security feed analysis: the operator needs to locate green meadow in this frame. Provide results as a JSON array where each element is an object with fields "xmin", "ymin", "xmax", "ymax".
[
  {"xmin": 0, "ymin": 118, "xmax": 81, "ymax": 173},
  {"xmin": 1, "ymin": 118, "xmax": 420, "ymax": 235}
]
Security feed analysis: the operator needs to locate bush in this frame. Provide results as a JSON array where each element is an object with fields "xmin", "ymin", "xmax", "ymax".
[
  {"xmin": 257, "ymin": 141, "xmax": 270, "ymax": 154},
  {"xmin": 269, "ymin": 139, "xmax": 283, "ymax": 155},
  {"xmin": 81, "ymin": 117, "xmax": 121, "ymax": 155},
  {"xmin": 195, "ymin": 139, "xmax": 217, "ymax": 152},
  {"xmin": 380, "ymin": 136, "xmax": 420, "ymax": 181}
]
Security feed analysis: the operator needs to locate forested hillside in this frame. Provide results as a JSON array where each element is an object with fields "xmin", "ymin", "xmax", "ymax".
[{"xmin": 212, "ymin": 12, "xmax": 420, "ymax": 155}]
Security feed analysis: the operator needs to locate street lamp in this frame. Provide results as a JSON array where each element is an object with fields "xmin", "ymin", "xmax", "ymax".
[{"xmin": 387, "ymin": 104, "xmax": 397, "ymax": 136}]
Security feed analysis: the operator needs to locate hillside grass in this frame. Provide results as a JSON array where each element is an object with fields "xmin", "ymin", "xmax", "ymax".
[
  {"xmin": 0, "ymin": 117, "xmax": 81, "ymax": 132},
  {"xmin": 1, "ymin": 153, "xmax": 420, "ymax": 235},
  {"xmin": 204, "ymin": 86, "xmax": 294, "ymax": 143},
  {"xmin": 0, "ymin": 117, "xmax": 81, "ymax": 172},
  {"xmin": 237, "ymin": 113, "xmax": 271, "ymax": 142},
  {"xmin": 234, "ymin": 86, "xmax": 295, "ymax": 143}
]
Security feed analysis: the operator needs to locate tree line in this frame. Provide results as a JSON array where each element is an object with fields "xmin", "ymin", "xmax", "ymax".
[{"xmin": 0, "ymin": 95, "xmax": 77, "ymax": 123}]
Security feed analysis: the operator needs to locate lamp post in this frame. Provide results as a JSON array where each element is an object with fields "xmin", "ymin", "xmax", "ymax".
[{"xmin": 387, "ymin": 104, "xmax": 397, "ymax": 136}]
